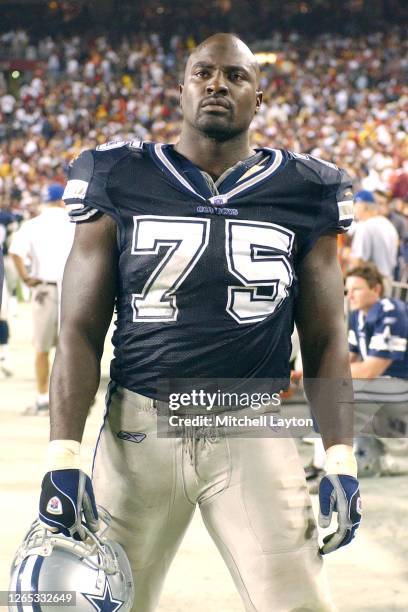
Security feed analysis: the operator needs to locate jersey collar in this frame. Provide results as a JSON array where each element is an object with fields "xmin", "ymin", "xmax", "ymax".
[{"xmin": 148, "ymin": 143, "xmax": 285, "ymax": 204}]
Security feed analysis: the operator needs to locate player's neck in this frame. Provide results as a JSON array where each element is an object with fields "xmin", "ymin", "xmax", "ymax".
[{"xmin": 175, "ymin": 129, "xmax": 255, "ymax": 181}]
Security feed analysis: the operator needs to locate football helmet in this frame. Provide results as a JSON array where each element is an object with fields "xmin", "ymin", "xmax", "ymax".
[
  {"xmin": 9, "ymin": 507, "xmax": 134, "ymax": 611},
  {"xmin": 354, "ymin": 436, "xmax": 384, "ymax": 477}
]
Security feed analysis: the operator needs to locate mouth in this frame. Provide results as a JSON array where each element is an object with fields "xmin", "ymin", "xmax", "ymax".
[{"xmin": 201, "ymin": 98, "xmax": 231, "ymax": 111}]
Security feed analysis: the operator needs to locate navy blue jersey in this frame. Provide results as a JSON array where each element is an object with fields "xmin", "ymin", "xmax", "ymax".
[
  {"xmin": 63, "ymin": 141, "xmax": 353, "ymax": 398},
  {"xmin": 348, "ymin": 298, "xmax": 408, "ymax": 379}
]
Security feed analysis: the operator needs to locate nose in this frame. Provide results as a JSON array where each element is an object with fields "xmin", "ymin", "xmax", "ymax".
[{"xmin": 206, "ymin": 71, "xmax": 228, "ymax": 95}]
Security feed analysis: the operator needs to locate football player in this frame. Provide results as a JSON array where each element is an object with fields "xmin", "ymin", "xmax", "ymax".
[{"xmin": 39, "ymin": 34, "xmax": 361, "ymax": 611}]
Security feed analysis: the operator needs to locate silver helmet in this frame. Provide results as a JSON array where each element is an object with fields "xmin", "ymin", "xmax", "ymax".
[
  {"xmin": 9, "ymin": 507, "xmax": 134, "ymax": 611},
  {"xmin": 354, "ymin": 436, "xmax": 384, "ymax": 477}
]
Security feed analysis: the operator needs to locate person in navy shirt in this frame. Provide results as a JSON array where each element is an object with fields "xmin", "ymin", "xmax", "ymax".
[
  {"xmin": 346, "ymin": 264, "xmax": 408, "ymax": 379},
  {"xmin": 345, "ymin": 263, "xmax": 408, "ymax": 476}
]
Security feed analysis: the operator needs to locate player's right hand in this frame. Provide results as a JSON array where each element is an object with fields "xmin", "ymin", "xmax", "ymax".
[
  {"xmin": 39, "ymin": 469, "xmax": 99, "ymax": 541},
  {"xmin": 318, "ymin": 474, "xmax": 361, "ymax": 554}
]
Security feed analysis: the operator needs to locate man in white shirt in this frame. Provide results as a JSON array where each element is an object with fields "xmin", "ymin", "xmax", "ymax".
[
  {"xmin": 349, "ymin": 190, "xmax": 398, "ymax": 294},
  {"xmin": 10, "ymin": 184, "xmax": 74, "ymax": 413}
]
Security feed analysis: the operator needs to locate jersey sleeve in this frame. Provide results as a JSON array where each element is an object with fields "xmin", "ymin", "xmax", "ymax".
[
  {"xmin": 291, "ymin": 154, "xmax": 354, "ymax": 260},
  {"xmin": 367, "ymin": 300, "xmax": 408, "ymax": 361},
  {"xmin": 62, "ymin": 149, "xmax": 118, "ymax": 223},
  {"xmin": 8, "ymin": 222, "xmax": 31, "ymax": 259},
  {"xmin": 316, "ymin": 162, "xmax": 354, "ymax": 236}
]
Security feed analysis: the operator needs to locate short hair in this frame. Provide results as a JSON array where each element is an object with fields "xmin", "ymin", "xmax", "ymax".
[{"xmin": 345, "ymin": 263, "xmax": 384, "ymax": 295}]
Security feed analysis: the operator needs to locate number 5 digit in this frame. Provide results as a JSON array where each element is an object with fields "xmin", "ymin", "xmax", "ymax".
[{"xmin": 225, "ymin": 219, "xmax": 295, "ymax": 323}]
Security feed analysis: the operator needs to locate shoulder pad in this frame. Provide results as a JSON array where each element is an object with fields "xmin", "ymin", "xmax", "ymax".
[
  {"xmin": 286, "ymin": 150, "xmax": 354, "ymax": 242},
  {"xmin": 288, "ymin": 151, "xmax": 340, "ymax": 186},
  {"xmin": 63, "ymin": 145, "xmax": 132, "ymax": 222},
  {"xmin": 63, "ymin": 142, "xmax": 145, "ymax": 204}
]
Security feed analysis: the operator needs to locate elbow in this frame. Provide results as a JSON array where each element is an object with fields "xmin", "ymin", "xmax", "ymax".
[{"xmin": 57, "ymin": 324, "xmax": 104, "ymax": 362}]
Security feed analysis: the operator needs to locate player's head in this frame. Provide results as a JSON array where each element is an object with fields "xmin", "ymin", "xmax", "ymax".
[
  {"xmin": 345, "ymin": 264, "xmax": 384, "ymax": 312},
  {"xmin": 180, "ymin": 33, "xmax": 262, "ymax": 141}
]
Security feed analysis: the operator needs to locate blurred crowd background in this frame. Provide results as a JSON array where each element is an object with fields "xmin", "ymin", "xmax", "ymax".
[
  {"xmin": 0, "ymin": 0, "xmax": 407, "ymax": 211},
  {"xmin": 0, "ymin": 0, "xmax": 407, "ymax": 365}
]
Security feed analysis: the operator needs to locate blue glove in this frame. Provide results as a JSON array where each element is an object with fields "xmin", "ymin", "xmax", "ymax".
[
  {"xmin": 318, "ymin": 474, "xmax": 361, "ymax": 554},
  {"xmin": 39, "ymin": 469, "xmax": 99, "ymax": 541}
]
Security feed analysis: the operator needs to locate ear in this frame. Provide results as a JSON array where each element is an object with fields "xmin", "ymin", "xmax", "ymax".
[
  {"xmin": 255, "ymin": 90, "xmax": 263, "ymax": 113},
  {"xmin": 375, "ymin": 283, "xmax": 383, "ymax": 298}
]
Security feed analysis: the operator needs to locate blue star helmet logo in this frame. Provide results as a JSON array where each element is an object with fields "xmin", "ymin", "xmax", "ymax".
[{"xmin": 82, "ymin": 578, "xmax": 124, "ymax": 611}]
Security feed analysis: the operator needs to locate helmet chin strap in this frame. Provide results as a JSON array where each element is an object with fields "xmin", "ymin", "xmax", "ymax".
[{"xmin": 12, "ymin": 506, "xmax": 119, "ymax": 574}]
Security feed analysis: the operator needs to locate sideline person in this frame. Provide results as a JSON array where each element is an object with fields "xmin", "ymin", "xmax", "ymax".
[{"xmin": 9, "ymin": 183, "xmax": 74, "ymax": 413}]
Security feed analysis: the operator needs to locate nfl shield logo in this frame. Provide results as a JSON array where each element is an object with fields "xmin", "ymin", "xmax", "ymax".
[
  {"xmin": 46, "ymin": 496, "xmax": 63, "ymax": 515},
  {"xmin": 209, "ymin": 195, "xmax": 228, "ymax": 206}
]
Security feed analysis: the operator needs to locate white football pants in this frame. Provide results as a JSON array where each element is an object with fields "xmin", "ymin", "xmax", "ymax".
[{"xmin": 92, "ymin": 384, "xmax": 335, "ymax": 612}]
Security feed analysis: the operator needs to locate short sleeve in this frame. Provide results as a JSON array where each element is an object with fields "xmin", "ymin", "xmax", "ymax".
[
  {"xmin": 8, "ymin": 223, "xmax": 31, "ymax": 259},
  {"xmin": 293, "ymin": 155, "xmax": 354, "ymax": 260},
  {"xmin": 62, "ymin": 149, "xmax": 117, "ymax": 223},
  {"xmin": 367, "ymin": 300, "xmax": 408, "ymax": 361},
  {"xmin": 317, "ymin": 165, "xmax": 354, "ymax": 235},
  {"xmin": 331, "ymin": 168, "xmax": 354, "ymax": 233}
]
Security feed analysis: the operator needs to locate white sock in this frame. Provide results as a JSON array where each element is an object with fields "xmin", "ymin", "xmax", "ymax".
[
  {"xmin": 37, "ymin": 393, "xmax": 49, "ymax": 405},
  {"xmin": 313, "ymin": 438, "xmax": 326, "ymax": 470}
]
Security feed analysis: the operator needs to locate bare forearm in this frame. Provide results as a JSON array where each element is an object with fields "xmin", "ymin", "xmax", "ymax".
[
  {"xmin": 11, "ymin": 254, "xmax": 29, "ymax": 282},
  {"xmin": 350, "ymin": 357, "xmax": 391, "ymax": 378},
  {"xmin": 48, "ymin": 215, "xmax": 118, "ymax": 441},
  {"xmin": 49, "ymin": 328, "xmax": 103, "ymax": 442},
  {"xmin": 302, "ymin": 333, "xmax": 354, "ymax": 449}
]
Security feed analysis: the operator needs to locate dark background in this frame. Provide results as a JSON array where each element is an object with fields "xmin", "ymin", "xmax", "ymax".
[{"xmin": 0, "ymin": 0, "xmax": 407, "ymax": 40}]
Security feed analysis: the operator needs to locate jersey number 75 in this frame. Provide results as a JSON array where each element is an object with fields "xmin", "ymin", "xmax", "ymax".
[{"xmin": 131, "ymin": 216, "xmax": 295, "ymax": 324}]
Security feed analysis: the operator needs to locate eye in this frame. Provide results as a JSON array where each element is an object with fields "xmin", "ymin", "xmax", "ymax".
[
  {"xmin": 194, "ymin": 70, "xmax": 209, "ymax": 78},
  {"xmin": 230, "ymin": 72, "xmax": 244, "ymax": 82}
]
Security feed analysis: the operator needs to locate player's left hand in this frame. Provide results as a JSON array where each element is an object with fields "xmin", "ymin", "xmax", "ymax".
[
  {"xmin": 39, "ymin": 469, "xmax": 99, "ymax": 541},
  {"xmin": 318, "ymin": 474, "xmax": 361, "ymax": 554}
]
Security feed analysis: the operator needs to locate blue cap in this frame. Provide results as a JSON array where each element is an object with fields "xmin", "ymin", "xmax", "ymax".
[
  {"xmin": 355, "ymin": 190, "xmax": 375, "ymax": 203},
  {"xmin": 46, "ymin": 183, "xmax": 65, "ymax": 202}
]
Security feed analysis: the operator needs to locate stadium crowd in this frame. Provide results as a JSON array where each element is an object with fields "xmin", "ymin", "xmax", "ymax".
[
  {"xmin": 0, "ymin": 27, "xmax": 407, "ymax": 213},
  {"xmin": 0, "ymin": 20, "xmax": 407, "ymax": 408}
]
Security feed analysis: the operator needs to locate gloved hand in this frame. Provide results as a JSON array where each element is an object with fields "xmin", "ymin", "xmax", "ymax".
[
  {"xmin": 318, "ymin": 474, "xmax": 361, "ymax": 554},
  {"xmin": 39, "ymin": 469, "xmax": 99, "ymax": 541}
]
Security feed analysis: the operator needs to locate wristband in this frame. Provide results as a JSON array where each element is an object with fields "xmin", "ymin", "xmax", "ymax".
[
  {"xmin": 47, "ymin": 440, "xmax": 81, "ymax": 470},
  {"xmin": 325, "ymin": 444, "xmax": 358, "ymax": 478}
]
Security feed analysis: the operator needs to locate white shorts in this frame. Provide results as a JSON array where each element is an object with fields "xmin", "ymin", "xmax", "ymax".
[
  {"xmin": 92, "ymin": 384, "xmax": 335, "ymax": 612},
  {"xmin": 32, "ymin": 283, "xmax": 58, "ymax": 352}
]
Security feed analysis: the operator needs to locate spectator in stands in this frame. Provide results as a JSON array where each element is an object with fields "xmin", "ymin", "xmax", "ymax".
[
  {"xmin": 0, "ymin": 27, "xmax": 406, "ymax": 215},
  {"xmin": 349, "ymin": 190, "xmax": 399, "ymax": 293},
  {"xmin": 9, "ymin": 184, "xmax": 74, "ymax": 414}
]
